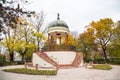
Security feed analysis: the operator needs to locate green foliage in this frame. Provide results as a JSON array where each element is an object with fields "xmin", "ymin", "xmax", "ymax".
[
  {"xmin": 32, "ymin": 31, "xmax": 46, "ymax": 51},
  {"xmin": 77, "ymin": 28, "xmax": 97, "ymax": 61},
  {"xmin": 3, "ymin": 68, "xmax": 57, "ymax": 75},
  {"xmin": 25, "ymin": 44, "xmax": 37, "ymax": 60},
  {"xmin": 91, "ymin": 64, "xmax": 112, "ymax": 70},
  {"xmin": 0, "ymin": 1, "xmax": 45, "ymax": 61},
  {"xmin": 69, "ymin": 45, "xmax": 76, "ymax": 51},
  {"xmin": 77, "ymin": 18, "xmax": 115, "ymax": 62},
  {"xmin": 33, "ymin": 31, "xmax": 46, "ymax": 41},
  {"xmin": 14, "ymin": 40, "xmax": 37, "ymax": 61},
  {"xmin": 90, "ymin": 18, "xmax": 114, "ymax": 62},
  {"xmin": 109, "ymin": 59, "xmax": 120, "ymax": 65},
  {"xmin": 0, "ymin": 54, "xmax": 5, "ymax": 62},
  {"xmin": 4, "ymin": 37, "xmax": 16, "ymax": 53},
  {"xmin": 0, "ymin": 61, "xmax": 25, "ymax": 67},
  {"xmin": 107, "ymin": 21, "xmax": 120, "ymax": 59},
  {"xmin": 0, "ymin": 54, "xmax": 5, "ymax": 66},
  {"xmin": 68, "ymin": 35, "xmax": 75, "ymax": 46},
  {"xmin": 108, "ymin": 44, "xmax": 120, "ymax": 58},
  {"xmin": 59, "ymin": 34, "xmax": 75, "ymax": 50}
]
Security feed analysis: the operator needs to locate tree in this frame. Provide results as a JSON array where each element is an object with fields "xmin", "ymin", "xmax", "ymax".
[
  {"xmin": 91, "ymin": 18, "xmax": 114, "ymax": 62},
  {"xmin": 2, "ymin": 17, "xmax": 19, "ymax": 61},
  {"xmin": 68, "ymin": 34, "xmax": 76, "ymax": 50},
  {"xmin": 71, "ymin": 31, "xmax": 79, "ymax": 50},
  {"xmin": 15, "ymin": 40, "xmax": 37, "ymax": 61},
  {"xmin": 0, "ymin": 0, "xmax": 35, "ymax": 61},
  {"xmin": 30, "ymin": 11, "xmax": 47, "ymax": 51},
  {"xmin": 15, "ymin": 17, "xmax": 36, "ymax": 61},
  {"xmin": 3, "ymin": 36, "xmax": 16, "ymax": 61},
  {"xmin": 0, "ymin": 0, "xmax": 34, "ymax": 33},
  {"xmin": 2, "ymin": 15, "xmax": 36, "ymax": 61},
  {"xmin": 78, "ymin": 27, "xmax": 97, "ymax": 62},
  {"xmin": 60, "ymin": 34, "xmax": 75, "ymax": 50},
  {"xmin": 107, "ymin": 21, "xmax": 120, "ymax": 58}
]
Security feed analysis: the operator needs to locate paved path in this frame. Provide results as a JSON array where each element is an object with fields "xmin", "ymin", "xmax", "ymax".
[{"xmin": 0, "ymin": 65, "xmax": 120, "ymax": 80}]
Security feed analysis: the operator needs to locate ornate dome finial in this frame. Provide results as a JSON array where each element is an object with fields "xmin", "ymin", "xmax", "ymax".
[{"xmin": 57, "ymin": 13, "xmax": 60, "ymax": 20}]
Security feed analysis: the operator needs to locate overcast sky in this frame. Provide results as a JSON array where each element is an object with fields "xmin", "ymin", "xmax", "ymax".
[{"xmin": 23, "ymin": 0, "xmax": 120, "ymax": 33}]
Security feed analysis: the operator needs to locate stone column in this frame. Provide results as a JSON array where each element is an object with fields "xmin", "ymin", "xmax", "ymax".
[
  {"xmin": 48, "ymin": 34, "xmax": 50, "ymax": 50},
  {"xmin": 59, "ymin": 36, "xmax": 61, "ymax": 45},
  {"xmin": 54, "ymin": 32, "xmax": 57, "ymax": 50},
  {"xmin": 51, "ymin": 36, "xmax": 53, "ymax": 50},
  {"xmin": 66, "ymin": 34, "xmax": 68, "ymax": 51}
]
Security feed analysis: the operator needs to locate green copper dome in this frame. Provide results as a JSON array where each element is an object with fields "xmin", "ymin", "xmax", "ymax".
[
  {"xmin": 48, "ymin": 13, "xmax": 69, "ymax": 29},
  {"xmin": 48, "ymin": 20, "xmax": 69, "ymax": 28}
]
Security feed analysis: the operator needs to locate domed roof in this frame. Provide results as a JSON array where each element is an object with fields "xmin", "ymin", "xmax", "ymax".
[
  {"xmin": 48, "ymin": 13, "xmax": 69, "ymax": 29},
  {"xmin": 47, "ymin": 13, "xmax": 70, "ymax": 34},
  {"xmin": 48, "ymin": 20, "xmax": 69, "ymax": 28}
]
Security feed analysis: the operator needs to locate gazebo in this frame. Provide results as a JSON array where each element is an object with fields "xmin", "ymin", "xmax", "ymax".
[
  {"xmin": 30, "ymin": 14, "xmax": 83, "ymax": 69},
  {"xmin": 47, "ymin": 13, "xmax": 70, "ymax": 51}
]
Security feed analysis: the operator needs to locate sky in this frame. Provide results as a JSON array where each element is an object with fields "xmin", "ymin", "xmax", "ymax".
[{"xmin": 22, "ymin": 0, "xmax": 120, "ymax": 33}]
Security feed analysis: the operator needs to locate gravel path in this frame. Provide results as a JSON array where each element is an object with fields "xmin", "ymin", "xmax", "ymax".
[{"xmin": 0, "ymin": 65, "xmax": 120, "ymax": 80}]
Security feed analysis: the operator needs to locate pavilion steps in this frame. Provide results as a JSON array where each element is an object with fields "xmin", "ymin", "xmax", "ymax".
[{"xmin": 36, "ymin": 51, "xmax": 59, "ymax": 69}]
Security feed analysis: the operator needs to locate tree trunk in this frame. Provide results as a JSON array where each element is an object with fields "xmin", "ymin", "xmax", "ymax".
[
  {"xmin": 10, "ymin": 53, "xmax": 14, "ymax": 61},
  {"xmin": 21, "ymin": 54, "xmax": 25, "ymax": 62},
  {"xmin": 93, "ymin": 52, "xmax": 97, "ymax": 63},
  {"xmin": 84, "ymin": 48, "xmax": 88, "ymax": 62},
  {"xmin": 102, "ymin": 48, "xmax": 108, "ymax": 63},
  {"xmin": 37, "ymin": 41, "xmax": 40, "ymax": 51}
]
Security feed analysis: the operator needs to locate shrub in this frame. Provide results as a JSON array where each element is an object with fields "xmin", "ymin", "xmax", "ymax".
[
  {"xmin": 3, "ymin": 68, "xmax": 57, "ymax": 75},
  {"xmin": 0, "ymin": 54, "xmax": 5, "ymax": 62},
  {"xmin": 0, "ymin": 54, "xmax": 6, "ymax": 66},
  {"xmin": 0, "ymin": 61, "xmax": 25, "ymax": 66},
  {"xmin": 109, "ymin": 59, "xmax": 120, "ymax": 65},
  {"xmin": 91, "ymin": 64, "xmax": 112, "ymax": 70}
]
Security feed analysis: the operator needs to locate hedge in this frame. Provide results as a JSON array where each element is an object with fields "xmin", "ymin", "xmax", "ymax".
[
  {"xmin": 3, "ymin": 68, "xmax": 57, "ymax": 75},
  {"xmin": 91, "ymin": 64, "xmax": 112, "ymax": 70}
]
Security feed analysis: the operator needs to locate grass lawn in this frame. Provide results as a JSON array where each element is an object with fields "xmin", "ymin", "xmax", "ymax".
[
  {"xmin": 3, "ymin": 68, "xmax": 57, "ymax": 75},
  {"xmin": 91, "ymin": 64, "xmax": 112, "ymax": 70}
]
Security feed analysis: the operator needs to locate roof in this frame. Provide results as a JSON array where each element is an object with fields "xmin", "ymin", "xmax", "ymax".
[{"xmin": 48, "ymin": 19, "xmax": 69, "ymax": 29}]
